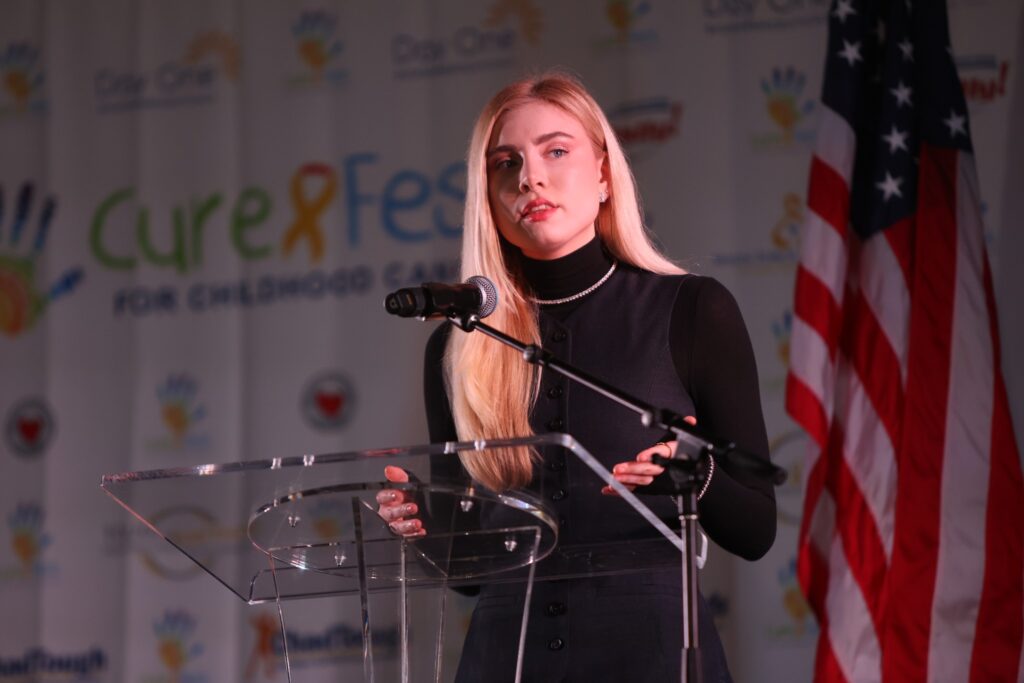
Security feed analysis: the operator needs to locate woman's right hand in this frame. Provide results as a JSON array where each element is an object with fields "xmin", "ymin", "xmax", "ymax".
[{"xmin": 375, "ymin": 465, "xmax": 425, "ymax": 537}]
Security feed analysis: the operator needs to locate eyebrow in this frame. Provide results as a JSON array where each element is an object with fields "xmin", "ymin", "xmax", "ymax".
[{"xmin": 486, "ymin": 131, "xmax": 576, "ymax": 157}]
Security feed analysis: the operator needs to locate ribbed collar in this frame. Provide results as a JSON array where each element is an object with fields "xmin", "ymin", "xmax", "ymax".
[{"xmin": 518, "ymin": 235, "xmax": 615, "ymax": 303}]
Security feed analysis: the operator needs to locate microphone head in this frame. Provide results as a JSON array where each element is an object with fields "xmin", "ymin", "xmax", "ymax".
[{"xmin": 466, "ymin": 275, "xmax": 498, "ymax": 318}]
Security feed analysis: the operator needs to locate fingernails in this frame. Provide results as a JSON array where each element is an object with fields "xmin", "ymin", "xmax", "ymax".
[
  {"xmin": 402, "ymin": 503, "xmax": 417, "ymax": 515},
  {"xmin": 391, "ymin": 520, "xmax": 420, "ymax": 534}
]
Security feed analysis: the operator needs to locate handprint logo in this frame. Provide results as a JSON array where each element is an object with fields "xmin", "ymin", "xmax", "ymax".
[
  {"xmin": 292, "ymin": 11, "xmax": 343, "ymax": 79},
  {"xmin": 761, "ymin": 67, "xmax": 816, "ymax": 142},
  {"xmin": 606, "ymin": 0, "xmax": 651, "ymax": 42},
  {"xmin": 156, "ymin": 374, "xmax": 206, "ymax": 447},
  {"xmin": 770, "ymin": 192, "xmax": 804, "ymax": 251},
  {"xmin": 771, "ymin": 309, "xmax": 793, "ymax": 367},
  {"xmin": 0, "ymin": 42, "xmax": 44, "ymax": 112},
  {"xmin": 485, "ymin": 0, "xmax": 544, "ymax": 46},
  {"xmin": 8, "ymin": 502, "xmax": 52, "ymax": 573},
  {"xmin": 0, "ymin": 183, "xmax": 83, "ymax": 337},
  {"xmin": 154, "ymin": 610, "xmax": 204, "ymax": 683}
]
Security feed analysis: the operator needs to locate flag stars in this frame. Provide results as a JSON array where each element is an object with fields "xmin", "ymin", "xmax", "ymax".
[
  {"xmin": 898, "ymin": 39, "xmax": 913, "ymax": 61},
  {"xmin": 839, "ymin": 40, "xmax": 863, "ymax": 67},
  {"xmin": 883, "ymin": 126, "xmax": 909, "ymax": 153},
  {"xmin": 834, "ymin": 0, "xmax": 856, "ymax": 23},
  {"xmin": 891, "ymin": 81, "xmax": 913, "ymax": 107},
  {"xmin": 944, "ymin": 110, "xmax": 967, "ymax": 138},
  {"xmin": 876, "ymin": 172, "xmax": 904, "ymax": 201}
]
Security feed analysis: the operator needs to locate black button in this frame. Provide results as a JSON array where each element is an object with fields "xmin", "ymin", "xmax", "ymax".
[
  {"xmin": 547, "ymin": 459, "xmax": 565, "ymax": 472},
  {"xmin": 546, "ymin": 385, "xmax": 564, "ymax": 399},
  {"xmin": 552, "ymin": 330, "xmax": 567, "ymax": 342},
  {"xmin": 546, "ymin": 417, "xmax": 564, "ymax": 431},
  {"xmin": 548, "ymin": 637, "xmax": 565, "ymax": 650},
  {"xmin": 546, "ymin": 601, "xmax": 566, "ymax": 616},
  {"xmin": 551, "ymin": 489, "xmax": 567, "ymax": 501}
]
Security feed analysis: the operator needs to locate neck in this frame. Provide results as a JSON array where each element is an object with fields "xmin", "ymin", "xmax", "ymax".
[{"xmin": 518, "ymin": 235, "xmax": 614, "ymax": 302}]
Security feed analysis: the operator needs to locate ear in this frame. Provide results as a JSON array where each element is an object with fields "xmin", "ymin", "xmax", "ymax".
[{"xmin": 598, "ymin": 153, "xmax": 610, "ymax": 198}]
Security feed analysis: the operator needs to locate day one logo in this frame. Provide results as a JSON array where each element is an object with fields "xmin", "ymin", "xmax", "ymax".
[
  {"xmin": 0, "ymin": 42, "xmax": 46, "ymax": 115},
  {"xmin": 144, "ymin": 610, "xmax": 207, "ymax": 683},
  {"xmin": 3, "ymin": 502, "xmax": 55, "ymax": 579},
  {"xmin": 753, "ymin": 66, "xmax": 817, "ymax": 149},
  {"xmin": 289, "ymin": 10, "xmax": 348, "ymax": 87},
  {"xmin": 608, "ymin": 97, "xmax": 683, "ymax": 161},
  {"xmin": 301, "ymin": 371, "xmax": 356, "ymax": 431},
  {"xmin": 0, "ymin": 183, "xmax": 84, "ymax": 338},
  {"xmin": 391, "ymin": 0, "xmax": 543, "ymax": 79},
  {"xmin": 4, "ymin": 397, "xmax": 56, "ymax": 457},
  {"xmin": 94, "ymin": 30, "xmax": 240, "ymax": 113},
  {"xmin": 148, "ymin": 373, "xmax": 210, "ymax": 452},
  {"xmin": 957, "ymin": 54, "xmax": 1011, "ymax": 105}
]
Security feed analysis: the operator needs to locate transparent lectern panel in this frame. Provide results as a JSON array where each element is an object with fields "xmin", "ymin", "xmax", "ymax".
[{"xmin": 101, "ymin": 434, "xmax": 690, "ymax": 604}]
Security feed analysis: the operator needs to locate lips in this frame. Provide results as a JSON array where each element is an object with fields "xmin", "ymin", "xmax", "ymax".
[{"xmin": 519, "ymin": 198, "xmax": 557, "ymax": 221}]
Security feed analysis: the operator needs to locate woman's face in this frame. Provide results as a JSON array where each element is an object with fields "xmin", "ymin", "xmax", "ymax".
[{"xmin": 486, "ymin": 101, "xmax": 607, "ymax": 260}]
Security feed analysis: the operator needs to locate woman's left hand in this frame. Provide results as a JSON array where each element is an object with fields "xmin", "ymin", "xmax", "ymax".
[{"xmin": 601, "ymin": 416, "xmax": 696, "ymax": 496}]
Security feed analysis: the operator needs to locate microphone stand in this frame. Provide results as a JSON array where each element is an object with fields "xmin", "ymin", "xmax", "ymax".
[{"xmin": 445, "ymin": 311, "xmax": 786, "ymax": 683}]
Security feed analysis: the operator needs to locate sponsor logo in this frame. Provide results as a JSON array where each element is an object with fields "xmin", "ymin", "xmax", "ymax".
[
  {"xmin": 142, "ymin": 610, "xmax": 207, "ymax": 683},
  {"xmin": 752, "ymin": 66, "xmax": 817, "ymax": 149},
  {"xmin": 712, "ymin": 191, "xmax": 802, "ymax": 269},
  {"xmin": 956, "ymin": 54, "xmax": 1010, "ymax": 104},
  {"xmin": 768, "ymin": 428, "xmax": 807, "ymax": 528},
  {"xmin": 90, "ymin": 158, "xmax": 462, "ymax": 318},
  {"xmin": 147, "ymin": 373, "xmax": 210, "ymax": 452},
  {"xmin": 244, "ymin": 611, "xmax": 399, "ymax": 679},
  {"xmin": 0, "ymin": 647, "xmax": 107, "ymax": 680},
  {"xmin": 288, "ymin": 10, "xmax": 348, "ymax": 87},
  {"xmin": 103, "ymin": 505, "xmax": 244, "ymax": 580},
  {"xmin": 0, "ymin": 182, "xmax": 84, "ymax": 338},
  {"xmin": 608, "ymin": 98, "xmax": 683, "ymax": 161},
  {"xmin": 94, "ymin": 30, "xmax": 239, "ymax": 113},
  {"xmin": 391, "ymin": 1, "xmax": 543, "ymax": 80},
  {"xmin": 769, "ymin": 555, "xmax": 815, "ymax": 639},
  {"xmin": 771, "ymin": 308, "xmax": 792, "ymax": 369},
  {"xmin": 0, "ymin": 42, "xmax": 46, "ymax": 116},
  {"xmin": 703, "ymin": 0, "xmax": 829, "ymax": 34},
  {"xmin": 2, "ymin": 502, "xmax": 56, "ymax": 579},
  {"xmin": 602, "ymin": 0, "xmax": 657, "ymax": 45},
  {"xmin": 301, "ymin": 371, "xmax": 356, "ymax": 431},
  {"xmin": 4, "ymin": 398, "xmax": 55, "ymax": 457}
]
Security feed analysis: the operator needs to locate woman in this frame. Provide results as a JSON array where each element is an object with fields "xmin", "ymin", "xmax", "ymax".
[{"xmin": 378, "ymin": 72, "xmax": 776, "ymax": 682}]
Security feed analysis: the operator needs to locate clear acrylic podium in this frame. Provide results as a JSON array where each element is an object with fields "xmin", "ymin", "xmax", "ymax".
[{"xmin": 101, "ymin": 433, "xmax": 697, "ymax": 682}]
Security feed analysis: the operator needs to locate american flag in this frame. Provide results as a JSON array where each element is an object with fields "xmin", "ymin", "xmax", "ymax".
[{"xmin": 786, "ymin": 1, "xmax": 1024, "ymax": 681}]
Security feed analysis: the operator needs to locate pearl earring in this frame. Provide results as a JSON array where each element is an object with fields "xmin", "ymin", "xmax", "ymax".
[{"xmin": 599, "ymin": 190, "xmax": 608, "ymax": 203}]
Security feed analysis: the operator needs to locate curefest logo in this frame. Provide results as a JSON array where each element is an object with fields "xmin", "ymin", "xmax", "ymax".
[
  {"xmin": 0, "ymin": 647, "xmax": 107, "ymax": 681},
  {"xmin": 93, "ymin": 30, "xmax": 240, "ymax": 113},
  {"xmin": 0, "ymin": 182, "xmax": 84, "ymax": 338},
  {"xmin": 289, "ymin": 10, "xmax": 348, "ymax": 87},
  {"xmin": 2, "ymin": 502, "xmax": 56, "ymax": 579},
  {"xmin": 142, "ymin": 610, "xmax": 207, "ymax": 683},
  {"xmin": 91, "ymin": 157, "xmax": 463, "ymax": 319},
  {"xmin": 753, "ymin": 66, "xmax": 817, "ymax": 149},
  {"xmin": 0, "ymin": 41, "xmax": 46, "ymax": 115}
]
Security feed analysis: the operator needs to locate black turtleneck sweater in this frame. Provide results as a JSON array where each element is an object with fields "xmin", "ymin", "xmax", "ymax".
[{"xmin": 423, "ymin": 235, "xmax": 775, "ymax": 560}]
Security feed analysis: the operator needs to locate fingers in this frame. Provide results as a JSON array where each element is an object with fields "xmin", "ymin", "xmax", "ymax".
[
  {"xmin": 378, "ymin": 502, "xmax": 418, "ymax": 522},
  {"xmin": 376, "ymin": 466, "xmax": 424, "ymax": 536},
  {"xmin": 384, "ymin": 465, "xmax": 410, "ymax": 483}
]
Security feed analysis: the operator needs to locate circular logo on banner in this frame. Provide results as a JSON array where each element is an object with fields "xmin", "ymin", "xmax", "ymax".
[
  {"xmin": 301, "ymin": 372, "xmax": 356, "ymax": 430},
  {"xmin": 5, "ymin": 398, "xmax": 56, "ymax": 457}
]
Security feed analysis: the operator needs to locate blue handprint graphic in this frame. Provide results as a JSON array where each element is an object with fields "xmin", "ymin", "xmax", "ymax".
[{"xmin": 0, "ymin": 182, "xmax": 82, "ymax": 337}]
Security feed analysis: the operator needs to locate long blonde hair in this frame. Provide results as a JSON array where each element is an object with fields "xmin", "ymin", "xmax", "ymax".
[{"xmin": 448, "ymin": 72, "xmax": 683, "ymax": 491}]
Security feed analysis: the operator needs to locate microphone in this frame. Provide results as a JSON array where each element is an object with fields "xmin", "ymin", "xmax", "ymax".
[{"xmin": 384, "ymin": 276, "xmax": 498, "ymax": 319}]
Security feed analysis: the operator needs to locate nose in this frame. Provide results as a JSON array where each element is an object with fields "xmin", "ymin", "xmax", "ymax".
[{"xmin": 518, "ymin": 157, "xmax": 545, "ymax": 193}]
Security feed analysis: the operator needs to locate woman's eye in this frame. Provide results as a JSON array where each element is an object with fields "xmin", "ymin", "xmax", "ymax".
[
  {"xmin": 549, "ymin": 148, "xmax": 568, "ymax": 158},
  {"xmin": 493, "ymin": 157, "xmax": 517, "ymax": 170}
]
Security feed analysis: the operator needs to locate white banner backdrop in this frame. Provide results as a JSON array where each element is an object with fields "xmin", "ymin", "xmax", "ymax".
[{"xmin": 1, "ymin": 2, "xmax": 1020, "ymax": 682}]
